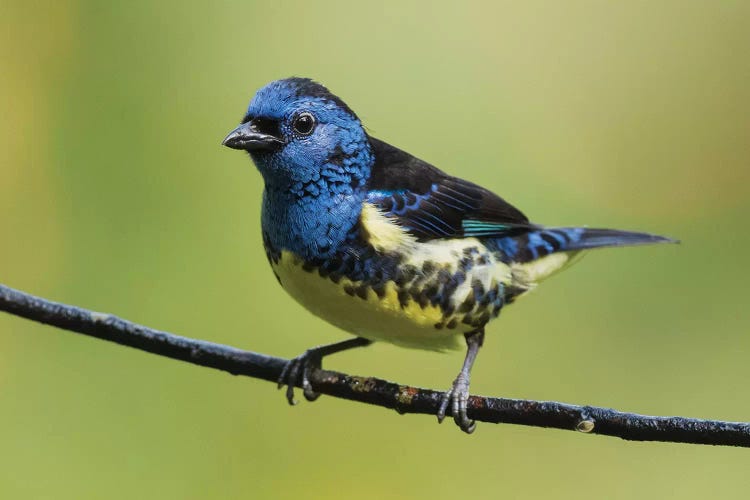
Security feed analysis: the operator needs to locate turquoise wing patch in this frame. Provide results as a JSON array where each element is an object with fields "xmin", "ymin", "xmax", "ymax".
[{"xmin": 461, "ymin": 220, "xmax": 512, "ymax": 237}]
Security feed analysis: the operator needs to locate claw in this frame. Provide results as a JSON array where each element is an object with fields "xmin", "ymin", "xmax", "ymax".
[
  {"xmin": 436, "ymin": 374, "xmax": 476, "ymax": 434},
  {"xmin": 277, "ymin": 350, "xmax": 322, "ymax": 405},
  {"xmin": 301, "ymin": 360, "xmax": 321, "ymax": 401},
  {"xmin": 276, "ymin": 338, "xmax": 373, "ymax": 407},
  {"xmin": 437, "ymin": 391, "xmax": 450, "ymax": 423},
  {"xmin": 277, "ymin": 362, "xmax": 292, "ymax": 390}
]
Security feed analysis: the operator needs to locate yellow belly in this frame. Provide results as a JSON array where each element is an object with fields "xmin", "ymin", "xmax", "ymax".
[{"xmin": 272, "ymin": 251, "xmax": 471, "ymax": 351}]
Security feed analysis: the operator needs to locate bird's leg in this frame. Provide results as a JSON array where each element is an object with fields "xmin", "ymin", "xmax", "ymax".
[
  {"xmin": 437, "ymin": 329, "xmax": 485, "ymax": 434},
  {"xmin": 278, "ymin": 337, "xmax": 373, "ymax": 405}
]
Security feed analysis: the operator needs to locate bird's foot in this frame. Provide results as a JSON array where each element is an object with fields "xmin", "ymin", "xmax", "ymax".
[
  {"xmin": 277, "ymin": 349, "xmax": 323, "ymax": 405},
  {"xmin": 276, "ymin": 338, "xmax": 373, "ymax": 406},
  {"xmin": 437, "ymin": 373, "xmax": 476, "ymax": 434}
]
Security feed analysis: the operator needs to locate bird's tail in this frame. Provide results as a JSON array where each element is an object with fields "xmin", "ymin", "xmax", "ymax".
[{"xmin": 499, "ymin": 227, "xmax": 677, "ymax": 285}]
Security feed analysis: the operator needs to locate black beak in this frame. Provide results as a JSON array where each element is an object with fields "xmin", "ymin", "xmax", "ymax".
[{"xmin": 221, "ymin": 121, "xmax": 284, "ymax": 152}]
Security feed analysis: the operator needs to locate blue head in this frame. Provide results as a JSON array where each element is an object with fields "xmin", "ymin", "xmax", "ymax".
[{"xmin": 223, "ymin": 78, "xmax": 374, "ymax": 259}]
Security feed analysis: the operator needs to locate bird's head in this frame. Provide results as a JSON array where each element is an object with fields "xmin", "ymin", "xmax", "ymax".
[{"xmin": 222, "ymin": 78, "xmax": 372, "ymax": 194}]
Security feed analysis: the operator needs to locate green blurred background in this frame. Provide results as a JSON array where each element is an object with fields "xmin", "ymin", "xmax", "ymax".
[{"xmin": 2, "ymin": 1, "xmax": 749, "ymax": 498}]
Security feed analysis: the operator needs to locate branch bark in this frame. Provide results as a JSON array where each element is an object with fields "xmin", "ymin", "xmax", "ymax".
[{"xmin": 1, "ymin": 283, "xmax": 748, "ymax": 446}]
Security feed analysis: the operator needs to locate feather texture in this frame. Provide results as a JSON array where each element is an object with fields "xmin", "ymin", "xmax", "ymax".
[{"xmin": 366, "ymin": 137, "xmax": 534, "ymax": 240}]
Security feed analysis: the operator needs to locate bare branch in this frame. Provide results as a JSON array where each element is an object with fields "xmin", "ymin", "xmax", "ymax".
[{"xmin": 1, "ymin": 283, "xmax": 748, "ymax": 446}]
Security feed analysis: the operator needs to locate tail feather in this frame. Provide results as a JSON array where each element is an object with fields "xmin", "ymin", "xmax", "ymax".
[
  {"xmin": 498, "ymin": 227, "xmax": 677, "ymax": 289},
  {"xmin": 554, "ymin": 227, "xmax": 678, "ymax": 252},
  {"xmin": 497, "ymin": 227, "xmax": 677, "ymax": 263}
]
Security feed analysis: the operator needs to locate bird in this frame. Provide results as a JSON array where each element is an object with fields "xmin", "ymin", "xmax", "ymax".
[{"xmin": 222, "ymin": 77, "xmax": 676, "ymax": 433}]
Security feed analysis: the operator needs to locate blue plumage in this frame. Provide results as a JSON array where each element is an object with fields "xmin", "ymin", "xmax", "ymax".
[
  {"xmin": 222, "ymin": 77, "xmax": 676, "ymax": 433},
  {"xmin": 240, "ymin": 79, "xmax": 373, "ymax": 260}
]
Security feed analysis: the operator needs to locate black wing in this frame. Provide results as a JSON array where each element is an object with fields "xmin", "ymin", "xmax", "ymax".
[{"xmin": 365, "ymin": 137, "xmax": 535, "ymax": 240}]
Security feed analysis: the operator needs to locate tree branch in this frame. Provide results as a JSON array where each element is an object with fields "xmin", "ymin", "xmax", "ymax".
[{"xmin": 1, "ymin": 283, "xmax": 748, "ymax": 446}]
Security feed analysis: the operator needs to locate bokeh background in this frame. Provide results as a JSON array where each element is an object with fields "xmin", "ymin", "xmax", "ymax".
[{"xmin": 2, "ymin": 1, "xmax": 749, "ymax": 498}]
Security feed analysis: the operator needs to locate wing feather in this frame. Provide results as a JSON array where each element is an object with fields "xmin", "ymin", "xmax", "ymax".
[{"xmin": 366, "ymin": 136, "xmax": 535, "ymax": 240}]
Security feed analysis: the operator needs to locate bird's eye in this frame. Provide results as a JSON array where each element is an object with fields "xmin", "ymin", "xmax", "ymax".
[{"xmin": 292, "ymin": 112, "xmax": 316, "ymax": 135}]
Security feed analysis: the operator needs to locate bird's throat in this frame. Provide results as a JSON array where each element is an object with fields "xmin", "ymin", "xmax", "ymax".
[{"xmin": 261, "ymin": 185, "xmax": 365, "ymax": 261}]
